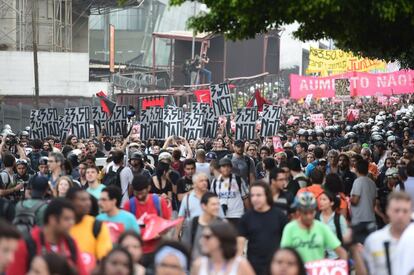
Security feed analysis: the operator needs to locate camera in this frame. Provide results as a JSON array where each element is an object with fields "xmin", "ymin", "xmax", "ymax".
[
  {"xmin": 221, "ymin": 204, "xmax": 228, "ymax": 216},
  {"xmin": 6, "ymin": 135, "xmax": 18, "ymax": 147}
]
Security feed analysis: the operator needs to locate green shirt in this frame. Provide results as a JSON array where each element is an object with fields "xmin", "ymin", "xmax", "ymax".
[
  {"xmin": 280, "ymin": 220, "xmax": 341, "ymax": 263},
  {"xmin": 87, "ymin": 184, "xmax": 106, "ymax": 200}
]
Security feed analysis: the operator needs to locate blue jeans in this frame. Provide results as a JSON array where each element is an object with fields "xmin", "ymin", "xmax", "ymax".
[{"xmin": 198, "ymin": 68, "xmax": 212, "ymax": 84}]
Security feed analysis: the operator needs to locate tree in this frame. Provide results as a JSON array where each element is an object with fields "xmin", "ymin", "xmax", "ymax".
[{"xmin": 168, "ymin": 0, "xmax": 414, "ymax": 68}]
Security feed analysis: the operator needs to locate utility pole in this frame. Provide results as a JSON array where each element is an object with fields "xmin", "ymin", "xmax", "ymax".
[
  {"xmin": 191, "ymin": 1, "xmax": 196, "ymax": 59},
  {"xmin": 32, "ymin": 0, "xmax": 39, "ymax": 109}
]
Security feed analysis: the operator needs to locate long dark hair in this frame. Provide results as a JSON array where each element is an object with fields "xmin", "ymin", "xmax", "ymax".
[
  {"xmin": 40, "ymin": 252, "xmax": 78, "ymax": 275},
  {"xmin": 208, "ymin": 221, "xmax": 237, "ymax": 260},
  {"xmin": 269, "ymin": 247, "xmax": 307, "ymax": 275},
  {"xmin": 100, "ymin": 247, "xmax": 134, "ymax": 275},
  {"xmin": 250, "ymin": 181, "xmax": 274, "ymax": 207}
]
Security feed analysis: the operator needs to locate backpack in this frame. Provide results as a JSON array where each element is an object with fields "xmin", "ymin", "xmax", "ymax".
[
  {"xmin": 0, "ymin": 197, "xmax": 15, "ymax": 222},
  {"xmin": 25, "ymin": 231, "xmax": 78, "ymax": 270},
  {"xmin": 13, "ymin": 200, "xmax": 46, "ymax": 238},
  {"xmin": 129, "ymin": 194, "xmax": 162, "ymax": 217},
  {"xmin": 102, "ymin": 165, "xmax": 124, "ymax": 189},
  {"xmin": 212, "ymin": 174, "xmax": 242, "ymax": 197},
  {"xmin": 315, "ymin": 212, "xmax": 343, "ymax": 243}
]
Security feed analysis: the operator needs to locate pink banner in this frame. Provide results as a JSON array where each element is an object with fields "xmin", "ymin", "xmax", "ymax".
[{"xmin": 290, "ymin": 70, "xmax": 414, "ymax": 99}]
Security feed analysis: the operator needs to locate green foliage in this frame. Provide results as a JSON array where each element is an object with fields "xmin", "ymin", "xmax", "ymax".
[{"xmin": 170, "ymin": 0, "xmax": 414, "ymax": 67}]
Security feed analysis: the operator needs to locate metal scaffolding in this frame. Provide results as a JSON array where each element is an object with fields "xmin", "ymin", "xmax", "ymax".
[{"xmin": 0, "ymin": 0, "xmax": 73, "ymax": 52}]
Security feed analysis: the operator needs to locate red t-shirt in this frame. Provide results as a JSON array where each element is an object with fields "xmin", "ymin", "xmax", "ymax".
[
  {"xmin": 6, "ymin": 227, "xmax": 87, "ymax": 275},
  {"xmin": 123, "ymin": 194, "xmax": 172, "ymax": 254}
]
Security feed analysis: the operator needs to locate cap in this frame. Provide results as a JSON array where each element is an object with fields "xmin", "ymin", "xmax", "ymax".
[
  {"xmin": 128, "ymin": 142, "xmax": 140, "ymax": 148},
  {"xmin": 158, "ymin": 152, "xmax": 173, "ymax": 162},
  {"xmin": 234, "ymin": 140, "xmax": 244, "ymax": 147},
  {"xmin": 30, "ymin": 175, "xmax": 49, "ymax": 198},
  {"xmin": 283, "ymin": 142, "xmax": 293, "ymax": 148},
  {"xmin": 219, "ymin": 158, "xmax": 233, "ymax": 167},
  {"xmin": 132, "ymin": 174, "xmax": 150, "ymax": 191},
  {"xmin": 205, "ymin": 152, "xmax": 217, "ymax": 162},
  {"xmin": 385, "ymin": 167, "xmax": 399, "ymax": 177},
  {"xmin": 130, "ymin": 151, "xmax": 144, "ymax": 161},
  {"xmin": 293, "ymin": 192, "xmax": 317, "ymax": 210}
]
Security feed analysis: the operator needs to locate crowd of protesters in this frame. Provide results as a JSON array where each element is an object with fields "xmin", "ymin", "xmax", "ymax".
[{"xmin": 1, "ymin": 94, "xmax": 414, "ymax": 275}]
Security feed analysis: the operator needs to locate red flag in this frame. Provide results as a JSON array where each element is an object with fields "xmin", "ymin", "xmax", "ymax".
[
  {"xmin": 96, "ymin": 91, "xmax": 116, "ymax": 116},
  {"xmin": 193, "ymin": 89, "xmax": 211, "ymax": 104},
  {"xmin": 141, "ymin": 214, "xmax": 184, "ymax": 241},
  {"xmin": 142, "ymin": 97, "xmax": 165, "ymax": 110},
  {"xmin": 247, "ymin": 90, "xmax": 270, "ymax": 112}
]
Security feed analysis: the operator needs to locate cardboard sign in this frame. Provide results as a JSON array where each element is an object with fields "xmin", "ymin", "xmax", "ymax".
[
  {"xmin": 191, "ymin": 102, "xmax": 210, "ymax": 114},
  {"xmin": 203, "ymin": 106, "xmax": 218, "ymax": 138},
  {"xmin": 305, "ymin": 259, "xmax": 348, "ymax": 275},
  {"xmin": 183, "ymin": 112, "xmax": 205, "ymax": 140},
  {"xmin": 106, "ymin": 105, "xmax": 128, "ymax": 137},
  {"xmin": 310, "ymin": 113, "xmax": 326, "ymax": 127},
  {"xmin": 91, "ymin": 106, "xmax": 128, "ymax": 137},
  {"xmin": 59, "ymin": 114, "xmax": 71, "ymax": 141},
  {"xmin": 91, "ymin": 106, "xmax": 108, "ymax": 136},
  {"xmin": 210, "ymin": 83, "xmax": 233, "ymax": 117},
  {"xmin": 63, "ymin": 106, "xmax": 90, "ymax": 139},
  {"xmin": 235, "ymin": 108, "xmax": 258, "ymax": 140},
  {"xmin": 139, "ymin": 109, "xmax": 151, "ymax": 140},
  {"xmin": 260, "ymin": 104, "xmax": 282, "ymax": 137},
  {"xmin": 163, "ymin": 107, "xmax": 183, "ymax": 138},
  {"xmin": 272, "ymin": 136, "xmax": 283, "ymax": 152},
  {"xmin": 149, "ymin": 107, "xmax": 164, "ymax": 139},
  {"xmin": 29, "ymin": 108, "xmax": 60, "ymax": 140}
]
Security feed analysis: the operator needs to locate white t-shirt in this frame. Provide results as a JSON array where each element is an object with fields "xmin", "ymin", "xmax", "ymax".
[
  {"xmin": 364, "ymin": 225, "xmax": 398, "ymax": 275},
  {"xmin": 196, "ymin": 162, "xmax": 210, "ymax": 176},
  {"xmin": 210, "ymin": 174, "xmax": 248, "ymax": 218},
  {"xmin": 393, "ymin": 223, "xmax": 414, "ymax": 275}
]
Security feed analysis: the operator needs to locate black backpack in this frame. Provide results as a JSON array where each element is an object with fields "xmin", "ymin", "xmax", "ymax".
[
  {"xmin": 102, "ymin": 165, "xmax": 124, "ymax": 189},
  {"xmin": 13, "ymin": 200, "xmax": 46, "ymax": 238},
  {"xmin": 0, "ymin": 197, "xmax": 15, "ymax": 222},
  {"xmin": 315, "ymin": 212, "xmax": 343, "ymax": 243}
]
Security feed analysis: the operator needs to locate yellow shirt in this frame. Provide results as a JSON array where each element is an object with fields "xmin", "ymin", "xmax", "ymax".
[{"xmin": 70, "ymin": 215, "xmax": 112, "ymax": 260}]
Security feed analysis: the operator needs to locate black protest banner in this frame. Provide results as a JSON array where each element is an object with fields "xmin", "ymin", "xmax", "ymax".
[
  {"xmin": 235, "ymin": 108, "xmax": 258, "ymax": 140},
  {"xmin": 191, "ymin": 102, "xmax": 210, "ymax": 114},
  {"xmin": 203, "ymin": 106, "xmax": 218, "ymax": 138},
  {"xmin": 139, "ymin": 109, "xmax": 151, "ymax": 140},
  {"xmin": 59, "ymin": 115, "xmax": 71, "ymax": 141},
  {"xmin": 63, "ymin": 106, "xmax": 91, "ymax": 139},
  {"xmin": 29, "ymin": 110, "xmax": 42, "ymax": 139},
  {"xmin": 91, "ymin": 106, "xmax": 109, "ymax": 136},
  {"xmin": 91, "ymin": 105, "xmax": 128, "ymax": 137},
  {"xmin": 106, "ymin": 105, "xmax": 128, "ymax": 137},
  {"xmin": 260, "ymin": 104, "xmax": 282, "ymax": 137},
  {"xmin": 163, "ymin": 107, "xmax": 183, "ymax": 138},
  {"xmin": 29, "ymin": 108, "xmax": 60, "ymax": 140},
  {"xmin": 183, "ymin": 112, "xmax": 205, "ymax": 140},
  {"xmin": 210, "ymin": 83, "xmax": 233, "ymax": 117},
  {"xmin": 149, "ymin": 107, "xmax": 164, "ymax": 139}
]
